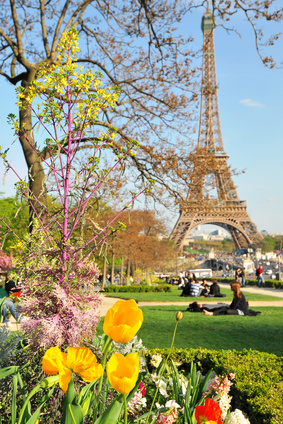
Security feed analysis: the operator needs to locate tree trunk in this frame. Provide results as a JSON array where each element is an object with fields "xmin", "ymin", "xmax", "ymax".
[
  {"xmin": 130, "ymin": 262, "xmax": 136, "ymax": 277},
  {"xmin": 19, "ymin": 75, "xmax": 47, "ymax": 230},
  {"xmin": 111, "ymin": 252, "xmax": 115, "ymax": 284},
  {"xmin": 120, "ymin": 257, "xmax": 124, "ymax": 285},
  {"xmin": 102, "ymin": 256, "xmax": 107, "ymax": 290},
  {"xmin": 126, "ymin": 259, "xmax": 130, "ymax": 279}
]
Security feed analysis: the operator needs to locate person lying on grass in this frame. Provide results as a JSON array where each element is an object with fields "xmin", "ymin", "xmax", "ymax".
[{"xmin": 200, "ymin": 281, "xmax": 249, "ymax": 316}]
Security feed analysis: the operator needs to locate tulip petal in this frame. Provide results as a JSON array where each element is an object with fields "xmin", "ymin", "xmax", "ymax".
[
  {"xmin": 58, "ymin": 366, "xmax": 72, "ymax": 393},
  {"xmin": 103, "ymin": 299, "xmax": 143, "ymax": 343},
  {"xmin": 66, "ymin": 347, "xmax": 97, "ymax": 372},
  {"xmin": 79, "ymin": 363, "xmax": 103, "ymax": 382},
  {"xmin": 42, "ymin": 346, "xmax": 66, "ymax": 375},
  {"xmin": 107, "ymin": 352, "xmax": 139, "ymax": 394}
]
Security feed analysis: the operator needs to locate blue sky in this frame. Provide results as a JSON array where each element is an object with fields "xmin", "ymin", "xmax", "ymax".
[{"xmin": 0, "ymin": 6, "xmax": 282, "ymax": 234}]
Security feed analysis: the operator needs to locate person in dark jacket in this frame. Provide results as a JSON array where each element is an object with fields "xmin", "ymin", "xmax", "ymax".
[
  {"xmin": 209, "ymin": 279, "xmax": 220, "ymax": 296},
  {"xmin": 5, "ymin": 273, "xmax": 21, "ymax": 296},
  {"xmin": 203, "ymin": 281, "xmax": 249, "ymax": 315},
  {"xmin": 206, "ymin": 279, "xmax": 226, "ymax": 297}
]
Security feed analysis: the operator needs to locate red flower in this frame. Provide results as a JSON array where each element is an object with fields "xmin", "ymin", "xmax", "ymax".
[
  {"xmin": 195, "ymin": 398, "xmax": 223, "ymax": 424},
  {"xmin": 139, "ymin": 381, "xmax": 146, "ymax": 396},
  {"xmin": 9, "ymin": 291, "xmax": 21, "ymax": 301}
]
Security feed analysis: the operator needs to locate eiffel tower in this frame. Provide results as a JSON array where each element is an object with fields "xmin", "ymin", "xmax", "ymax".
[{"xmin": 170, "ymin": 6, "xmax": 262, "ymax": 251}]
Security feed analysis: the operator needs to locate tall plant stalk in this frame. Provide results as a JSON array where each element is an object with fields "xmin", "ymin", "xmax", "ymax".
[{"xmin": 0, "ymin": 29, "xmax": 151, "ymax": 349}]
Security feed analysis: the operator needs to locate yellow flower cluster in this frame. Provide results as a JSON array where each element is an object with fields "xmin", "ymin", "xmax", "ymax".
[
  {"xmin": 42, "ymin": 299, "xmax": 143, "ymax": 395},
  {"xmin": 15, "ymin": 28, "xmax": 120, "ymax": 145}
]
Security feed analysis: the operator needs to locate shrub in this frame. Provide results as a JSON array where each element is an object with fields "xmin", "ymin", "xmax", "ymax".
[
  {"xmin": 146, "ymin": 348, "xmax": 283, "ymax": 424},
  {"xmin": 216, "ymin": 277, "xmax": 283, "ymax": 288},
  {"xmin": 103, "ymin": 284, "xmax": 172, "ymax": 293}
]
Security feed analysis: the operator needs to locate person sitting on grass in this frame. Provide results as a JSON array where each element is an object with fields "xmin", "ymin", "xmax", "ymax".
[
  {"xmin": 5, "ymin": 271, "xmax": 22, "ymax": 296},
  {"xmin": 1, "ymin": 298, "xmax": 27, "ymax": 327},
  {"xmin": 189, "ymin": 279, "xmax": 202, "ymax": 297},
  {"xmin": 180, "ymin": 279, "xmax": 192, "ymax": 296},
  {"xmin": 202, "ymin": 281, "xmax": 249, "ymax": 316},
  {"xmin": 199, "ymin": 279, "xmax": 209, "ymax": 296},
  {"xmin": 206, "ymin": 279, "xmax": 226, "ymax": 298}
]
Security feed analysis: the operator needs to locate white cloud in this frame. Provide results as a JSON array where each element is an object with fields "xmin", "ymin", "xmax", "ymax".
[
  {"xmin": 265, "ymin": 197, "xmax": 279, "ymax": 202},
  {"xmin": 240, "ymin": 98, "xmax": 264, "ymax": 107}
]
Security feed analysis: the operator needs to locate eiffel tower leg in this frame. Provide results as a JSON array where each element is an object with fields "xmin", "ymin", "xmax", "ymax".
[
  {"xmin": 170, "ymin": 212, "xmax": 198, "ymax": 251},
  {"xmin": 228, "ymin": 227, "xmax": 247, "ymax": 250}
]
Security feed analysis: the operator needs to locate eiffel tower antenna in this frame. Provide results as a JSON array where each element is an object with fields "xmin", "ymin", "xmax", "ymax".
[
  {"xmin": 206, "ymin": 0, "xmax": 210, "ymax": 12},
  {"xmin": 170, "ymin": 7, "xmax": 262, "ymax": 251}
]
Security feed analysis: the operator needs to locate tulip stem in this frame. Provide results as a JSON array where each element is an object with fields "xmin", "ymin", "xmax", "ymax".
[
  {"xmin": 145, "ymin": 320, "xmax": 179, "ymax": 424},
  {"xmin": 93, "ymin": 336, "xmax": 112, "ymax": 421},
  {"xmin": 123, "ymin": 394, "xmax": 128, "ymax": 424}
]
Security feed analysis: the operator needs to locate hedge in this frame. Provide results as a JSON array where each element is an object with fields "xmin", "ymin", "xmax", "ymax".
[
  {"xmin": 103, "ymin": 284, "xmax": 172, "ymax": 293},
  {"xmin": 208, "ymin": 277, "xmax": 283, "ymax": 288},
  {"xmin": 145, "ymin": 348, "xmax": 283, "ymax": 424}
]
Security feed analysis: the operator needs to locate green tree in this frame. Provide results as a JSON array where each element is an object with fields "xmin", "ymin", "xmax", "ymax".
[{"xmin": 259, "ymin": 236, "xmax": 276, "ymax": 253}]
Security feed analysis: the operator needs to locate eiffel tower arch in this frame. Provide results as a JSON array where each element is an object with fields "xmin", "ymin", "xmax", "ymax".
[{"xmin": 170, "ymin": 6, "xmax": 262, "ymax": 251}]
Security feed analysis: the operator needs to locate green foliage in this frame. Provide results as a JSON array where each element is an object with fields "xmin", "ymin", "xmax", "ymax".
[
  {"xmin": 215, "ymin": 277, "xmax": 283, "ymax": 287},
  {"xmin": 0, "ymin": 197, "xmax": 29, "ymax": 253},
  {"xmin": 259, "ymin": 236, "xmax": 276, "ymax": 253},
  {"xmin": 146, "ymin": 348, "xmax": 283, "ymax": 424},
  {"xmin": 0, "ymin": 327, "xmax": 24, "ymax": 368},
  {"xmin": 103, "ymin": 284, "xmax": 172, "ymax": 293}
]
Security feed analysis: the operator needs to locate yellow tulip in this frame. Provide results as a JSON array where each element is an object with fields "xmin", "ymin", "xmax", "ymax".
[
  {"xmin": 42, "ymin": 346, "xmax": 103, "ymax": 393},
  {"xmin": 103, "ymin": 299, "xmax": 143, "ymax": 343},
  {"xmin": 106, "ymin": 352, "xmax": 139, "ymax": 394}
]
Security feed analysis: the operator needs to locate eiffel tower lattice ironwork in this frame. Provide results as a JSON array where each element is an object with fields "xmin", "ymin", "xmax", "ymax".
[{"xmin": 170, "ymin": 8, "xmax": 262, "ymax": 251}]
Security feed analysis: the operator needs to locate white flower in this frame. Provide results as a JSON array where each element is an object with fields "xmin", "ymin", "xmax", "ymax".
[
  {"xmin": 224, "ymin": 409, "xmax": 250, "ymax": 424},
  {"xmin": 212, "ymin": 392, "xmax": 232, "ymax": 420},
  {"xmin": 151, "ymin": 354, "xmax": 163, "ymax": 368},
  {"xmin": 165, "ymin": 400, "xmax": 181, "ymax": 409},
  {"xmin": 179, "ymin": 374, "xmax": 188, "ymax": 397},
  {"xmin": 158, "ymin": 379, "xmax": 169, "ymax": 397}
]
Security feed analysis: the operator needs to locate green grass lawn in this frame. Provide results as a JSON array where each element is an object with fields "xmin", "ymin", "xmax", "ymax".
[
  {"xmin": 104, "ymin": 285, "xmax": 280, "ymax": 303},
  {"xmin": 97, "ymin": 304, "xmax": 283, "ymax": 356}
]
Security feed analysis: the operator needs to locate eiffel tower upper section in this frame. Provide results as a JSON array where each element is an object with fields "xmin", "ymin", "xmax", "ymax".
[{"xmin": 170, "ymin": 6, "xmax": 262, "ymax": 250}]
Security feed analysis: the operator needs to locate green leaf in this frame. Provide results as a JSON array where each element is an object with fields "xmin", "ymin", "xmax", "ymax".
[
  {"xmin": 63, "ymin": 403, "xmax": 84, "ymax": 424},
  {"xmin": 76, "ymin": 381, "xmax": 96, "ymax": 417},
  {"xmin": 62, "ymin": 378, "xmax": 84, "ymax": 424},
  {"xmin": 24, "ymin": 386, "xmax": 56, "ymax": 424},
  {"xmin": 170, "ymin": 359, "xmax": 181, "ymax": 403},
  {"xmin": 0, "ymin": 366, "xmax": 20, "ymax": 380},
  {"xmin": 12, "ymin": 372, "xmax": 18, "ymax": 424},
  {"xmin": 93, "ymin": 399, "xmax": 124, "ymax": 424}
]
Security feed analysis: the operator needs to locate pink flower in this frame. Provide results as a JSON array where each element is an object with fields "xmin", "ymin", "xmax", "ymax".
[
  {"xmin": 205, "ymin": 375, "xmax": 234, "ymax": 397},
  {"xmin": 155, "ymin": 401, "xmax": 180, "ymax": 424},
  {"xmin": 155, "ymin": 407, "xmax": 179, "ymax": 424}
]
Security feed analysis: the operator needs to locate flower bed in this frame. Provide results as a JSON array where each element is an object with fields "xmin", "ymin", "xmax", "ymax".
[
  {"xmin": 1, "ymin": 300, "xmax": 280, "ymax": 423},
  {"xmin": 146, "ymin": 348, "xmax": 283, "ymax": 424}
]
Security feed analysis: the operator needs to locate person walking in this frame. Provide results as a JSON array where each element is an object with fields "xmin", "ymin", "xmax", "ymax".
[
  {"xmin": 235, "ymin": 267, "xmax": 241, "ymax": 283},
  {"xmin": 256, "ymin": 266, "xmax": 264, "ymax": 288},
  {"xmin": 241, "ymin": 267, "xmax": 246, "ymax": 287}
]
